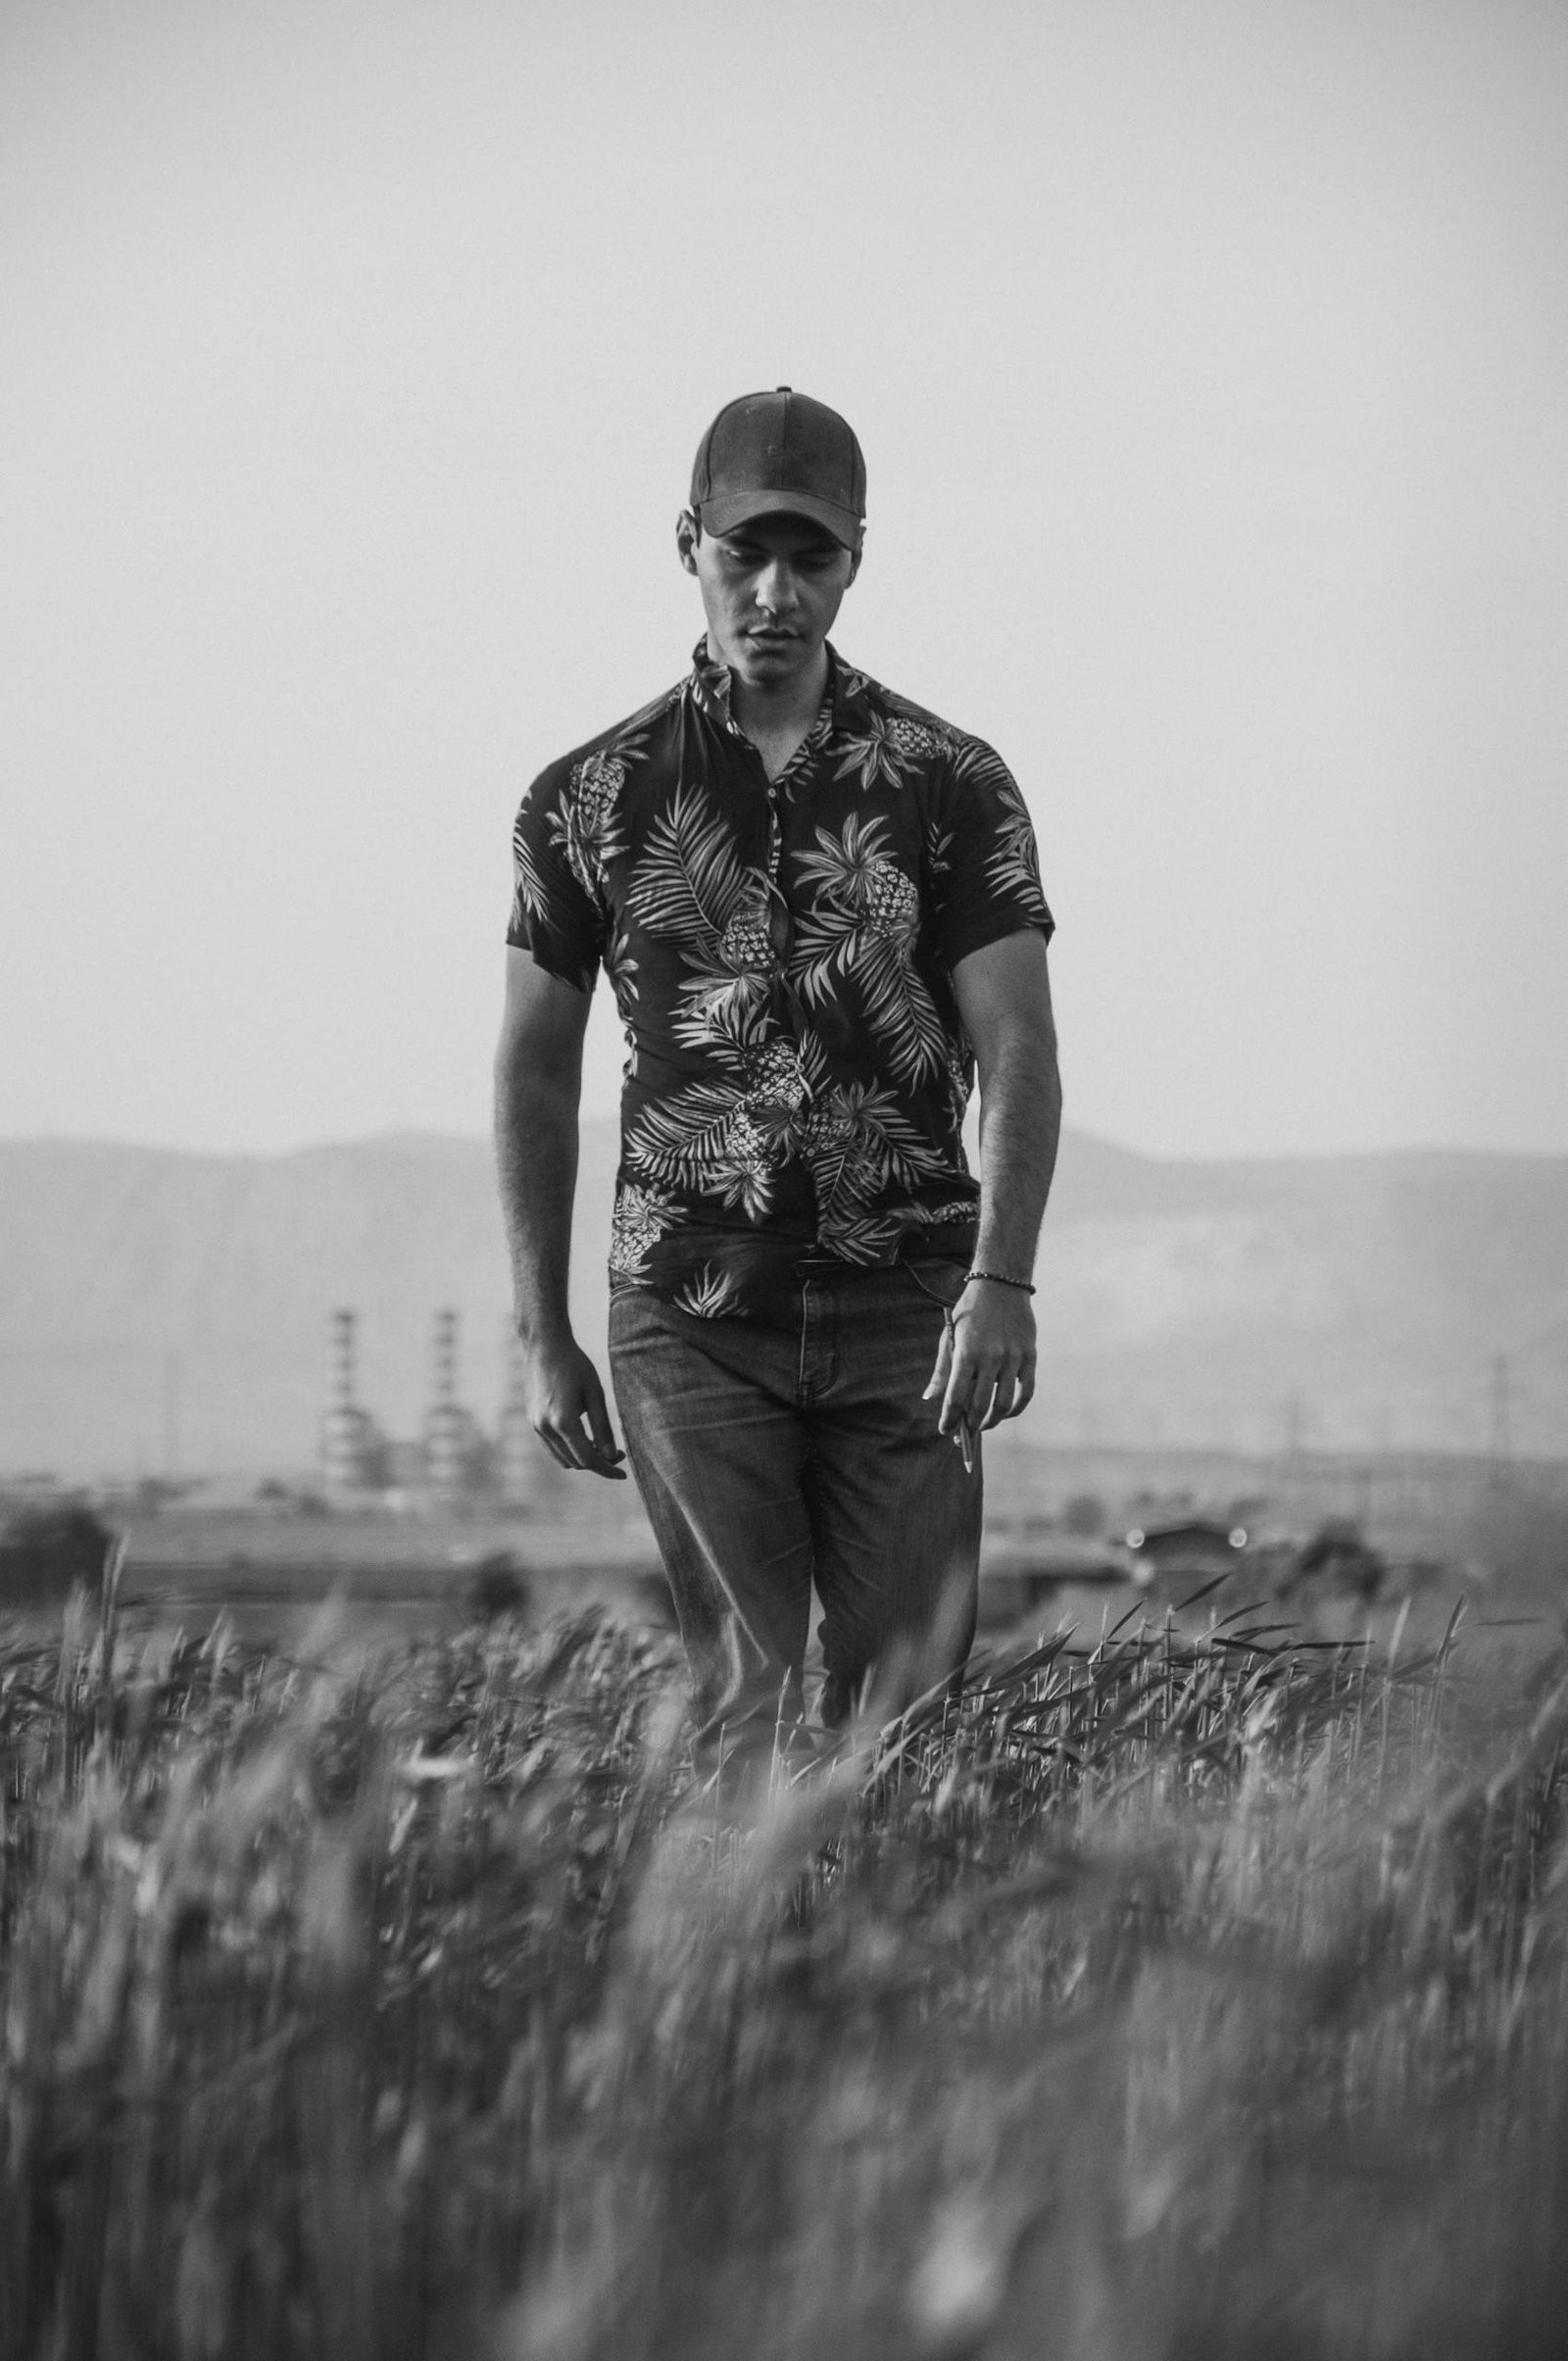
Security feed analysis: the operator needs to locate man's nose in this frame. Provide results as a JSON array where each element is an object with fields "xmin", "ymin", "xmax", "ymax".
[{"xmin": 755, "ymin": 560, "xmax": 801, "ymax": 615}]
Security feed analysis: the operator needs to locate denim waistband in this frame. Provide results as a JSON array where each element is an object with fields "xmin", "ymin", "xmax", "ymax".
[{"xmin": 794, "ymin": 1249, "xmax": 967, "ymax": 1279}]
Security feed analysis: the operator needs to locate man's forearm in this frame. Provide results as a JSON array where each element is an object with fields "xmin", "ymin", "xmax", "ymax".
[
  {"xmin": 972, "ymin": 1038, "xmax": 1062, "ymax": 1281},
  {"xmin": 494, "ymin": 1058, "xmax": 580, "ymax": 1343}
]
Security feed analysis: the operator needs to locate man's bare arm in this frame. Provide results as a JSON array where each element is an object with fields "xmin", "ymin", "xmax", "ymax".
[
  {"xmin": 923, "ymin": 929, "xmax": 1061, "ymax": 1441},
  {"xmin": 494, "ymin": 948, "xmax": 625, "ymax": 1478}
]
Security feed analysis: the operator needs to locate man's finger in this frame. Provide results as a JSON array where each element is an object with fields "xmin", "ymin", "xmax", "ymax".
[
  {"xmin": 553, "ymin": 1416, "xmax": 596, "ymax": 1471},
  {"xmin": 984, "ymin": 1369, "xmax": 1018, "ymax": 1429},
  {"xmin": 556, "ymin": 1415, "xmax": 628, "ymax": 1481},
  {"xmin": 577, "ymin": 1452, "xmax": 628, "ymax": 1481},
  {"xmin": 921, "ymin": 1319, "xmax": 954, "ymax": 1403},
  {"xmin": 584, "ymin": 1379, "xmax": 626, "ymax": 1470},
  {"xmin": 538, "ymin": 1408, "xmax": 597, "ymax": 1473},
  {"xmin": 966, "ymin": 1375, "xmax": 999, "ymax": 1436},
  {"xmin": 939, "ymin": 1352, "xmax": 985, "ymax": 1437},
  {"xmin": 578, "ymin": 1438, "xmax": 628, "ymax": 1480},
  {"xmin": 1011, "ymin": 1359, "xmax": 1037, "ymax": 1420}
]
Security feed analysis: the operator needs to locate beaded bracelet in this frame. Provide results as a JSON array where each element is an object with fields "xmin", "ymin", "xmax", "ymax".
[{"xmin": 964, "ymin": 1268, "xmax": 1036, "ymax": 1296}]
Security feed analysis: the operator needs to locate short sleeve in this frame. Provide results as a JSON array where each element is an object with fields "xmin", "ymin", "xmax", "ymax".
[
  {"xmin": 506, "ymin": 758, "xmax": 608, "ymax": 993},
  {"xmin": 930, "ymin": 738, "xmax": 1054, "ymax": 971}
]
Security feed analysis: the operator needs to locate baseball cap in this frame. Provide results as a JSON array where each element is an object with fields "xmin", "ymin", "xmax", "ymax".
[{"xmin": 690, "ymin": 387, "xmax": 866, "ymax": 551}]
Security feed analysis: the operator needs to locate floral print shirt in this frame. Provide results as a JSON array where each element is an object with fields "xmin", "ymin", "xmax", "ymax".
[{"xmin": 507, "ymin": 643, "xmax": 1054, "ymax": 1323}]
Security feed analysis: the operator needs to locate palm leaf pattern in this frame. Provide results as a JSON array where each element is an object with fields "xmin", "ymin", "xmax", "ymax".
[
  {"xmin": 985, "ymin": 804, "xmax": 1047, "ymax": 911},
  {"xmin": 625, "ymin": 1030, "xmax": 818, "ymax": 1218},
  {"xmin": 789, "ymin": 817, "xmax": 945, "ymax": 1086},
  {"xmin": 625, "ymin": 1079, "xmax": 747, "ymax": 1192},
  {"xmin": 603, "ymin": 921, "xmax": 640, "ymax": 1018},
  {"xmin": 627, "ymin": 785, "xmax": 757, "ymax": 949},
  {"xmin": 851, "ymin": 933, "xmax": 949, "ymax": 1086},
  {"xmin": 832, "ymin": 706, "xmax": 956, "ymax": 794},
  {"xmin": 673, "ymin": 1262, "xmax": 749, "ymax": 1320},
  {"xmin": 626, "ymin": 1077, "xmax": 801, "ymax": 1218},
  {"xmin": 952, "ymin": 742, "xmax": 1051, "ymax": 918},
  {"xmin": 804, "ymin": 1082, "xmax": 949, "ymax": 1257},
  {"xmin": 509, "ymin": 809, "xmax": 551, "ymax": 930},
  {"xmin": 670, "ymin": 961, "xmax": 774, "ymax": 1052},
  {"xmin": 831, "ymin": 714, "xmax": 919, "ymax": 793},
  {"xmin": 791, "ymin": 811, "xmax": 899, "ymax": 903},
  {"xmin": 621, "ymin": 787, "xmax": 793, "ymax": 1076}
]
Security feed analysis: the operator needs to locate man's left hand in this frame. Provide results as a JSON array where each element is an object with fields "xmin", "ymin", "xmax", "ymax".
[{"xmin": 921, "ymin": 1279, "xmax": 1037, "ymax": 1445}]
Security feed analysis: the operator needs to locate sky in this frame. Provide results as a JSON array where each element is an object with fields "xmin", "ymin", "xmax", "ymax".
[{"xmin": 3, "ymin": 0, "xmax": 1565, "ymax": 1162}]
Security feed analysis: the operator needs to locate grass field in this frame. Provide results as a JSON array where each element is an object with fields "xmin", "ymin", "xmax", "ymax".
[{"xmin": 3, "ymin": 1562, "xmax": 1566, "ymax": 2359}]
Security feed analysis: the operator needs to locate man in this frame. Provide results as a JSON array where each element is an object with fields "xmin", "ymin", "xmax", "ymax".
[{"xmin": 496, "ymin": 388, "xmax": 1060, "ymax": 1755}]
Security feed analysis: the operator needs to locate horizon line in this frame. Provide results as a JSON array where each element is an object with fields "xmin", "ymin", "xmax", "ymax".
[{"xmin": 3, "ymin": 1124, "xmax": 1568, "ymax": 1171}]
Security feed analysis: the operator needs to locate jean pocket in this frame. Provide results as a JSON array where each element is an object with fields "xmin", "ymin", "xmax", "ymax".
[
  {"xmin": 609, "ymin": 1286, "xmax": 664, "ymax": 1349},
  {"xmin": 901, "ymin": 1255, "xmax": 970, "ymax": 1312}
]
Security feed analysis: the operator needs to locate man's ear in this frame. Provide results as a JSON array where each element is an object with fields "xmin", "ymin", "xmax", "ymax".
[
  {"xmin": 676, "ymin": 509, "xmax": 701, "ymax": 575},
  {"xmin": 847, "ymin": 542, "xmax": 863, "ymax": 586}
]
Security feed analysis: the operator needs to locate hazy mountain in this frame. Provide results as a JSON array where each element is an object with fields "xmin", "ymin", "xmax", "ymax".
[{"xmin": 2, "ymin": 1127, "xmax": 1565, "ymax": 1476}]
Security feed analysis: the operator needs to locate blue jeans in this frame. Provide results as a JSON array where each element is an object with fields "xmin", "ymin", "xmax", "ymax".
[{"xmin": 608, "ymin": 1258, "xmax": 982, "ymax": 1754}]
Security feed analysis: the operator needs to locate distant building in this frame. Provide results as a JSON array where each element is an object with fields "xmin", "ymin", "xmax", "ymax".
[
  {"xmin": 420, "ymin": 1309, "xmax": 494, "ymax": 1503},
  {"xmin": 318, "ymin": 1306, "xmax": 566, "ymax": 1511},
  {"xmin": 320, "ymin": 1310, "xmax": 392, "ymax": 1495}
]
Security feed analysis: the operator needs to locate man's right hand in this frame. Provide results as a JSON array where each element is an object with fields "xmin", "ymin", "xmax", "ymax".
[{"xmin": 521, "ymin": 1334, "xmax": 627, "ymax": 1479}]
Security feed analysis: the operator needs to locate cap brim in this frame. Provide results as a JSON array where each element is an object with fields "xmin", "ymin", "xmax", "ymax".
[{"xmin": 698, "ymin": 488, "xmax": 862, "ymax": 551}]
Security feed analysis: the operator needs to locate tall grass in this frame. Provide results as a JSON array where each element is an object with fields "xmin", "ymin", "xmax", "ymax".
[{"xmin": 2, "ymin": 1573, "xmax": 1565, "ymax": 2359}]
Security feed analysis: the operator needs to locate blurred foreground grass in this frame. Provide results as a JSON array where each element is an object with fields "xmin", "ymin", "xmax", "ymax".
[{"xmin": 3, "ymin": 1569, "xmax": 1566, "ymax": 2360}]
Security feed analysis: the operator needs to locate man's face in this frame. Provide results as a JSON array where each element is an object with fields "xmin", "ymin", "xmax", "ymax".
[{"xmin": 678, "ymin": 511, "xmax": 859, "ymax": 692}]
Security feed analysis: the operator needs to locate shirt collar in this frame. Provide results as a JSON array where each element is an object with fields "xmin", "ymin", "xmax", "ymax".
[
  {"xmin": 688, "ymin": 637, "xmax": 743, "ymax": 733},
  {"xmin": 687, "ymin": 638, "xmax": 872, "ymax": 739}
]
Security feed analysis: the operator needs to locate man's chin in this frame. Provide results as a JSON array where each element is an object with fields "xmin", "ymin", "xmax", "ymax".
[{"xmin": 734, "ymin": 638, "xmax": 810, "ymax": 685}]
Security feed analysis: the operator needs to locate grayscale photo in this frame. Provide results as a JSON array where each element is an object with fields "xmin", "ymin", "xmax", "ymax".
[{"xmin": 2, "ymin": 3, "xmax": 1566, "ymax": 2354}]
